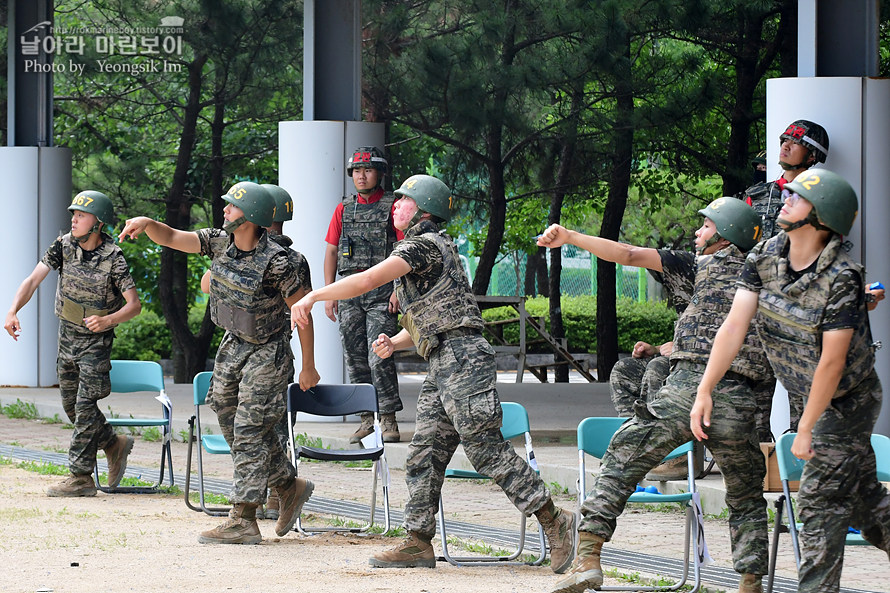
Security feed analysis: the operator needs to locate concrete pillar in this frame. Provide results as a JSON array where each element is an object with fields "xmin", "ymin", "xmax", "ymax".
[
  {"xmin": 0, "ymin": 146, "xmax": 71, "ymax": 386},
  {"xmin": 279, "ymin": 120, "xmax": 385, "ymax": 385},
  {"xmin": 766, "ymin": 77, "xmax": 890, "ymax": 437}
]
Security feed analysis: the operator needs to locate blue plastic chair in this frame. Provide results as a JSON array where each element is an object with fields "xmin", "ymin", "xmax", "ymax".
[
  {"xmin": 436, "ymin": 401, "xmax": 547, "ymax": 567},
  {"xmin": 183, "ymin": 371, "xmax": 231, "ymax": 516},
  {"xmin": 94, "ymin": 360, "xmax": 173, "ymax": 493},
  {"xmin": 577, "ymin": 417, "xmax": 703, "ymax": 592},
  {"xmin": 766, "ymin": 432, "xmax": 890, "ymax": 593}
]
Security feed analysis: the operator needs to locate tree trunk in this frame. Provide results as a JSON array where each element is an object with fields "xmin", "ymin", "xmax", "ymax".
[
  {"xmin": 159, "ymin": 54, "xmax": 209, "ymax": 383},
  {"xmin": 597, "ymin": 40, "xmax": 633, "ymax": 383}
]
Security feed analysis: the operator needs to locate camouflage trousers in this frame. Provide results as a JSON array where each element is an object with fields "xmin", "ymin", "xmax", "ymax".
[
  {"xmin": 580, "ymin": 360, "xmax": 769, "ymax": 576},
  {"xmin": 404, "ymin": 332, "xmax": 551, "ymax": 539},
  {"xmin": 611, "ymin": 355, "xmax": 777, "ymax": 442},
  {"xmin": 338, "ymin": 282, "xmax": 402, "ymax": 414},
  {"xmin": 273, "ymin": 354, "xmax": 296, "ymax": 470},
  {"xmin": 797, "ymin": 371, "xmax": 890, "ymax": 593},
  {"xmin": 57, "ymin": 321, "xmax": 117, "ymax": 475},
  {"xmin": 208, "ymin": 330, "xmax": 295, "ymax": 504},
  {"xmin": 609, "ymin": 355, "xmax": 671, "ymax": 416}
]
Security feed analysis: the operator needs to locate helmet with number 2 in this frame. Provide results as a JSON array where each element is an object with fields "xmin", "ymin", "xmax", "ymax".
[{"xmin": 784, "ymin": 169, "xmax": 858, "ymax": 235}]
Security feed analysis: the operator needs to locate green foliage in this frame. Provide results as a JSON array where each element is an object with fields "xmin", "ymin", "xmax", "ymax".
[
  {"xmin": 1, "ymin": 399, "xmax": 40, "ymax": 420},
  {"xmin": 141, "ymin": 427, "xmax": 162, "ymax": 442},
  {"xmin": 111, "ymin": 302, "xmax": 223, "ymax": 361},
  {"xmin": 481, "ymin": 296, "xmax": 676, "ymax": 353},
  {"xmin": 0, "ymin": 458, "xmax": 69, "ymax": 476}
]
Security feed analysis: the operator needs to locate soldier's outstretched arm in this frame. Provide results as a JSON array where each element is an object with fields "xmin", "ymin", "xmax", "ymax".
[
  {"xmin": 292, "ymin": 256, "xmax": 411, "ymax": 329},
  {"xmin": 372, "ymin": 330, "xmax": 414, "ymax": 359},
  {"xmin": 537, "ymin": 224, "xmax": 662, "ymax": 272},
  {"xmin": 119, "ymin": 217, "xmax": 201, "ymax": 253},
  {"xmin": 691, "ymin": 288, "xmax": 758, "ymax": 440},
  {"xmin": 4, "ymin": 262, "xmax": 51, "ymax": 340}
]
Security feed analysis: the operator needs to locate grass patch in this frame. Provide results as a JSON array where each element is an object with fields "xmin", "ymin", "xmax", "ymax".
[
  {"xmin": 444, "ymin": 535, "xmax": 542, "ymax": 564},
  {"xmin": 0, "ymin": 457, "xmax": 69, "ymax": 476},
  {"xmin": 1, "ymin": 399, "xmax": 40, "ymax": 420},
  {"xmin": 321, "ymin": 515, "xmax": 403, "ymax": 536},
  {"xmin": 40, "ymin": 413, "xmax": 64, "ymax": 425},
  {"xmin": 140, "ymin": 426, "xmax": 162, "ymax": 442},
  {"xmin": 188, "ymin": 490, "xmax": 230, "ymax": 505}
]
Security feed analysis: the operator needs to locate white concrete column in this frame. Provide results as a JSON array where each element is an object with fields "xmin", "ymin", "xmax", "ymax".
[
  {"xmin": 766, "ymin": 77, "xmax": 890, "ymax": 436},
  {"xmin": 0, "ymin": 146, "xmax": 70, "ymax": 386},
  {"xmin": 278, "ymin": 120, "xmax": 385, "ymax": 386}
]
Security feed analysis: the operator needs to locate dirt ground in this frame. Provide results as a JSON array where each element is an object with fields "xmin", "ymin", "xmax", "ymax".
[{"xmin": 2, "ymin": 413, "xmax": 889, "ymax": 593}]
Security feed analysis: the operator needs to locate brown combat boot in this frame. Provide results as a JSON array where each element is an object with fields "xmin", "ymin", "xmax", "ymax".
[
  {"xmin": 535, "ymin": 500, "xmax": 577, "ymax": 574},
  {"xmin": 738, "ymin": 574, "xmax": 763, "ymax": 593},
  {"xmin": 550, "ymin": 532, "xmax": 605, "ymax": 593},
  {"xmin": 104, "ymin": 434, "xmax": 135, "ymax": 488},
  {"xmin": 645, "ymin": 455, "xmax": 687, "ymax": 481},
  {"xmin": 369, "ymin": 531, "xmax": 436, "ymax": 568},
  {"xmin": 349, "ymin": 413, "xmax": 375, "ymax": 444},
  {"xmin": 275, "ymin": 477, "xmax": 314, "ymax": 536},
  {"xmin": 380, "ymin": 413, "xmax": 400, "ymax": 443},
  {"xmin": 46, "ymin": 473, "xmax": 97, "ymax": 497},
  {"xmin": 264, "ymin": 488, "xmax": 280, "ymax": 521},
  {"xmin": 198, "ymin": 503, "xmax": 262, "ymax": 544}
]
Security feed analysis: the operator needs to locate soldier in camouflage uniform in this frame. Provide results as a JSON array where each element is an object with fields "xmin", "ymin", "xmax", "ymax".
[
  {"xmin": 5, "ymin": 191, "xmax": 142, "ymax": 497},
  {"xmin": 120, "ymin": 181, "xmax": 319, "ymax": 544},
  {"xmin": 324, "ymin": 146, "xmax": 403, "ymax": 443},
  {"xmin": 541, "ymin": 198, "xmax": 773, "ymax": 593},
  {"xmin": 695, "ymin": 169, "xmax": 890, "ymax": 593},
  {"xmin": 294, "ymin": 174, "xmax": 577, "ymax": 574}
]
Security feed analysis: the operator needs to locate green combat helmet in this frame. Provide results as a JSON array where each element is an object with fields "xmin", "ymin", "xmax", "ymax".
[
  {"xmin": 394, "ymin": 174, "xmax": 454, "ymax": 224},
  {"xmin": 784, "ymin": 169, "xmax": 858, "ymax": 235},
  {"xmin": 221, "ymin": 181, "xmax": 275, "ymax": 231},
  {"xmin": 261, "ymin": 184, "xmax": 293, "ymax": 222},
  {"xmin": 68, "ymin": 190, "xmax": 115, "ymax": 240},
  {"xmin": 698, "ymin": 197, "xmax": 763, "ymax": 252}
]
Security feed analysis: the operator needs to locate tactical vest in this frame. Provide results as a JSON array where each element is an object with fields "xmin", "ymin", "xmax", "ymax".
[
  {"xmin": 209, "ymin": 231, "xmax": 289, "ymax": 344},
  {"xmin": 337, "ymin": 193, "xmax": 397, "ymax": 274},
  {"xmin": 737, "ymin": 180, "xmax": 783, "ymax": 241},
  {"xmin": 671, "ymin": 244, "xmax": 771, "ymax": 381},
  {"xmin": 395, "ymin": 223, "xmax": 484, "ymax": 359},
  {"xmin": 55, "ymin": 233, "xmax": 124, "ymax": 327},
  {"xmin": 753, "ymin": 233, "xmax": 875, "ymax": 400}
]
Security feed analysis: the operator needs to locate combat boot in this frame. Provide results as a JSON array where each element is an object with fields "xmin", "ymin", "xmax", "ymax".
[
  {"xmin": 275, "ymin": 477, "xmax": 314, "ymax": 536},
  {"xmin": 46, "ymin": 473, "xmax": 97, "ymax": 497},
  {"xmin": 369, "ymin": 531, "xmax": 436, "ymax": 568},
  {"xmin": 350, "ymin": 413, "xmax": 375, "ymax": 444},
  {"xmin": 535, "ymin": 501, "xmax": 577, "ymax": 573},
  {"xmin": 104, "ymin": 434, "xmax": 135, "ymax": 488},
  {"xmin": 198, "ymin": 503, "xmax": 262, "ymax": 545},
  {"xmin": 550, "ymin": 532, "xmax": 605, "ymax": 593},
  {"xmin": 380, "ymin": 413, "xmax": 400, "ymax": 443},
  {"xmin": 738, "ymin": 574, "xmax": 763, "ymax": 593},
  {"xmin": 645, "ymin": 456, "xmax": 687, "ymax": 481},
  {"xmin": 264, "ymin": 487, "xmax": 280, "ymax": 521}
]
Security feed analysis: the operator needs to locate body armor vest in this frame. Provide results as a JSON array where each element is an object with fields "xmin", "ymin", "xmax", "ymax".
[
  {"xmin": 738, "ymin": 180, "xmax": 783, "ymax": 241},
  {"xmin": 55, "ymin": 233, "xmax": 124, "ymax": 326},
  {"xmin": 337, "ymin": 193, "xmax": 396, "ymax": 274},
  {"xmin": 671, "ymin": 244, "xmax": 771, "ymax": 381},
  {"xmin": 753, "ymin": 233, "xmax": 875, "ymax": 400},
  {"xmin": 209, "ymin": 231, "xmax": 289, "ymax": 344},
  {"xmin": 395, "ymin": 223, "xmax": 484, "ymax": 359}
]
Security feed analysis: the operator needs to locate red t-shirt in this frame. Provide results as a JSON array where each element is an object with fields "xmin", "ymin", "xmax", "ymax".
[{"xmin": 324, "ymin": 188, "xmax": 405, "ymax": 245}]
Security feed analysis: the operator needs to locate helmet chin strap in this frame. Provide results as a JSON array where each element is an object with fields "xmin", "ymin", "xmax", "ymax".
[
  {"xmin": 223, "ymin": 216, "xmax": 247, "ymax": 233},
  {"xmin": 408, "ymin": 209, "xmax": 427, "ymax": 228},
  {"xmin": 72, "ymin": 221, "xmax": 103, "ymax": 244},
  {"xmin": 777, "ymin": 210, "xmax": 829, "ymax": 233},
  {"xmin": 696, "ymin": 232, "xmax": 722, "ymax": 255}
]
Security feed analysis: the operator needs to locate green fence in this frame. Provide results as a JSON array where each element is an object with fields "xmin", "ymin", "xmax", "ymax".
[{"xmin": 464, "ymin": 249, "xmax": 653, "ymax": 300}]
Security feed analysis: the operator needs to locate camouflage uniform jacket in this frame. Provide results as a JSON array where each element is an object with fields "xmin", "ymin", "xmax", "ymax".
[
  {"xmin": 741, "ymin": 233, "xmax": 875, "ymax": 400},
  {"xmin": 735, "ymin": 177, "xmax": 787, "ymax": 241},
  {"xmin": 201, "ymin": 228, "xmax": 296, "ymax": 345},
  {"xmin": 337, "ymin": 192, "xmax": 397, "ymax": 274},
  {"xmin": 671, "ymin": 244, "xmax": 771, "ymax": 381},
  {"xmin": 46, "ymin": 233, "xmax": 132, "ymax": 328},
  {"xmin": 392, "ymin": 220, "xmax": 484, "ymax": 359}
]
